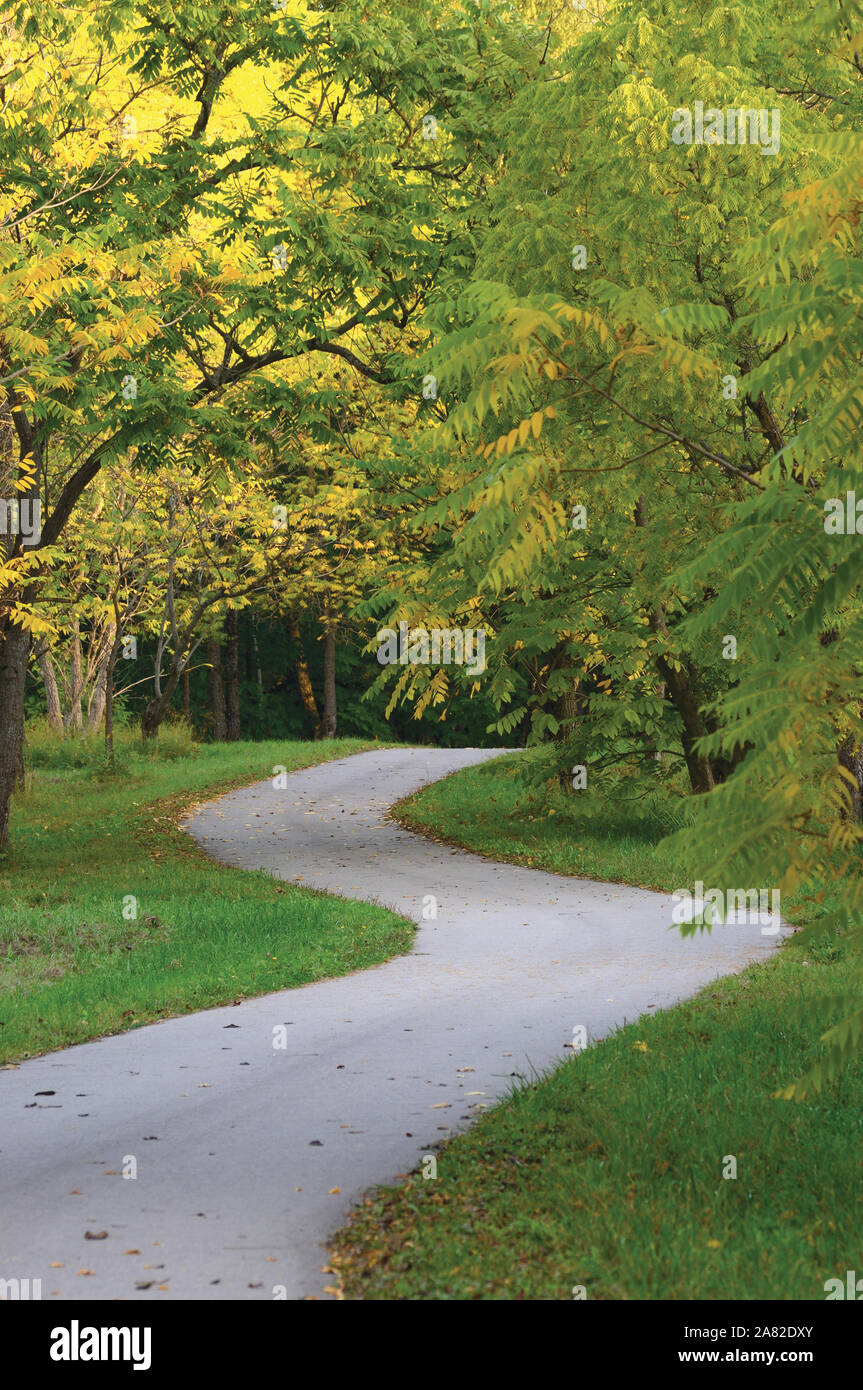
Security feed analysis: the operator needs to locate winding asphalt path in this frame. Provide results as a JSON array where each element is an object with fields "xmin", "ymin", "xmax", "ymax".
[{"xmin": 0, "ymin": 747, "xmax": 788, "ymax": 1301}]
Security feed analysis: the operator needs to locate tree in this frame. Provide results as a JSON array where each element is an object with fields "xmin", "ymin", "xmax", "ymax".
[
  {"xmin": 375, "ymin": 0, "xmax": 838, "ymax": 795},
  {"xmin": 381, "ymin": 0, "xmax": 863, "ymax": 1092},
  {"xmin": 0, "ymin": 0, "xmax": 538, "ymax": 849}
]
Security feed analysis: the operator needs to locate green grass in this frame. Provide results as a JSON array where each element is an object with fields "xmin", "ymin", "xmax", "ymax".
[
  {"xmin": 0, "ymin": 727, "xmax": 409, "ymax": 1064},
  {"xmin": 331, "ymin": 753, "xmax": 861, "ymax": 1300},
  {"xmin": 391, "ymin": 750, "xmax": 693, "ymax": 890},
  {"xmin": 392, "ymin": 751, "xmax": 837, "ymax": 923}
]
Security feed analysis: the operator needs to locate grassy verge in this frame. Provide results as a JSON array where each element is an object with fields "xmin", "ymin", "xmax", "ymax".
[
  {"xmin": 0, "ymin": 729, "xmax": 408, "ymax": 1064},
  {"xmin": 331, "ymin": 754, "xmax": 860, "ymax": 1300},
  {"xmin": 390, "ymin": 750, "xmax": 692, "ymax": 890}
]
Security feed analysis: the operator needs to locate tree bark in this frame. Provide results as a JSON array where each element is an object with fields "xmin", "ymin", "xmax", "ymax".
[
  {"xmin": 140, "ymin": 664, "xmax": 182, "ymax": 739},
  {"xmin": 207, "ymin": 638, "xmax": 227, "ymax": 741},
  {"xmin": 321, "ymin": 627, "xmax": 337, "ymax": 739},
  {"xmin": 554, "ymin": 667, "xmax": 584, "ymax": 794},
  {"xmin": 0, "ymin": 377, "xmax": 38, "ymax": 848},
  {"xmin": 839, "ymin": 737, "xmax": 863, "ymax": 821},
  {"xmin": 105, "ymin": 665, "xmax": 115, "ymax": 765},
  {"xmin": 35, "ymin": 637, "xmax": 63, "ymax": 733},
  {"xmin": 251, "ymin": 617, "xmax": 264, "ymax": 726},
  {"xmin": 290, "ymin": 616, "xmax": 320, "ymax": 732},
  {"xmin": 65, "ymin": 621, "xmax": 84, "ymax": 732},
  {"xmin": 634, "ymin": 496, "xmax": 715, "ymax": 794},
  {"xmin": 225, "ymin": 610, "xmax": 241, "ymax": 742},
  {"xmin": 0, "ymin": 621, "xmax": 31, "ymax": 853},
  {"xmin": 87, "ymin": 625, "xmax": 116, "ymax": 731},
  {"xmin": 649, "ymin": 613, "xmax": 715, "ymax": 794},
  {"xmin": 104, "ymin": 630, "xmax": 123, "ymax": 767}
]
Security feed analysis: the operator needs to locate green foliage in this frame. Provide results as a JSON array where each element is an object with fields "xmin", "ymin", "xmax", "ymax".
[
  {"xmin": 24, "ymin": 716, "xmax": 196, "ymax": 772},
  {"xmin": 7, "ymin": 0, "xmax": 863, "ymax": 1097},
  {"xmin": 367, "ymin": 0, "xmax": 863, "ymax": 1094},
  {"xmin": 0, "ymin": 737, "xmax": 406, "ymax": 1062}
]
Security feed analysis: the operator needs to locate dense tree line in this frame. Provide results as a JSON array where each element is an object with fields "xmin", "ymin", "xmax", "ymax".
[{"xmin": 3, "ymin": 0, "xmax": 863, "ymax": 1086}]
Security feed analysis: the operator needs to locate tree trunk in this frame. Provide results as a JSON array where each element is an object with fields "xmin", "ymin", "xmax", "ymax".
[
  {"xmin": 141, "ymin": 665, "xmax": 182, "ymax": 740},
  {"xmin": 87, "ymin": 625, "xmax": 115, "ymax": 731},
  {"xmin": 182, "ymin": 667, "xmax": 191, "ymax": 723},
  {"xmin": 207, "ymin": 638, "xmax": 227, "ymax": 741},
  {"xmin": 634, "ymin": 496, "xmax": 715, "ymax": 794},
  {"xmin": 0, "ymin": 621, "xmax": 31, "ymax": 853},
  {"xmin": 839, "ymin": 737, "xmax": 863, "ymax": 821},
  {"xmin": 321, "ymin": 627, "xmax": 337, "ymax": 739},
  {"xmin": 650, "ymin": 618, "xmax": 715, "ymax": 794},
  {"xmin": 290, "ymin": 616, "xmax": 320, "ymax": 732},
  {"xmin": 104, "ymin": 634, "xmax": 122, "ymax": 767},
  {"xmin": 225, "ymin": 610, "xmax": 241, "ymax": 742},
  {"xmin": 35, "ymin": 638, "xmax": 63, "ymax": 733},
  {"xmin": 651, "ymin": 681, "xmax": 666, "ymax": 762},
  {"xmin": 105, "ymin": 669, "xmax": 115, "ymax": 765},
  {"xmin": 555, "ymin": 674, "xmax": 584, "ymax": 794},
  {"xmin": 65, "ymin": 621, "xmax": 84, "ymax": 732},
  {"xmin": 0, "ymin": 382, "xmax": 36, "ymax": 849},
  {"xmin": 251, "ymin": 617, "xmax": 264, "ymax": 727}
]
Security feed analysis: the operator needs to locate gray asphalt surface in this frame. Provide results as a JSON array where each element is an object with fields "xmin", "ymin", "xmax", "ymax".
[{"xmin": 0, "ymin": 746, "xmax": 788, "ymax": 1301}]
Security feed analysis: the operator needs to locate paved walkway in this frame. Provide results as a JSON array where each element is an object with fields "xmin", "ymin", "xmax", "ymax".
[{"xmin": 0, "ymin": 748, "xmax": 786, "ymax": 1300}]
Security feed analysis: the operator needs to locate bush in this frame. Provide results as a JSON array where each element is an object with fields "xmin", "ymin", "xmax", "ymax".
[{"xmin": 25, "ymin": 717, "xmax": 198, "ymax": 773}]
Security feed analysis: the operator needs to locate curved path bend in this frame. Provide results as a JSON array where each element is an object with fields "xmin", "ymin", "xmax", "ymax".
[{"xmin": 0, "ymin": 747, "xmax": 787, "ymax": 1301}]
